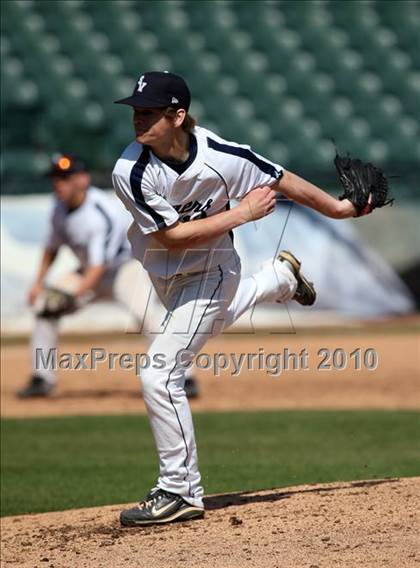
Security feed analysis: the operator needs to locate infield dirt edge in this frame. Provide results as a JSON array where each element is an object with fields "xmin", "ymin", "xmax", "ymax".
[{"xmin": 2, "ymin": 476, "xmax": 419, "ymax": 568}]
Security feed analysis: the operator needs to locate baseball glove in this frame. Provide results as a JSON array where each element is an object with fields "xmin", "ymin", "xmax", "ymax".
[
  {"xmin": 35, "ymin": 287, "xmax": 78, "ymax": 319},
  {"xmin": 334, "ymin": 150, "xmax": 394, "ymax": 217}
]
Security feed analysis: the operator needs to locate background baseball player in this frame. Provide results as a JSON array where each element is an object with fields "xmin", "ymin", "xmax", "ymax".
[
  {"xmin": 112, "ymin": 71, "xmax": 390, "ymax": 526},
  {"xmin": 18, "ymin": 154, "xmax": 200, "ymax": 399},
  {"xmin": 17, "ymin": 154, "xmax": 132, "ymax": 398}
]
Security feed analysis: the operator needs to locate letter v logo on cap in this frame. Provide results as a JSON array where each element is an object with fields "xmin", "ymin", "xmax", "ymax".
[{"xmin": 137, "ymin": 75, "xmax": 147, "ymax": 92}]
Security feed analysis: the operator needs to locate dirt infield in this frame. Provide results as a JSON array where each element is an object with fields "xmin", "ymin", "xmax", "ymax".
[
  {"xmin": 2, "ymin": 324, "xmax": 419, "ymax": 566},
  {"xmin": 2, "ymin": 324, "xmax": 419, "ymax": 417},
  {"xmin": 2, "ymin": 477, "xmax": 419, "ymax": 568}
]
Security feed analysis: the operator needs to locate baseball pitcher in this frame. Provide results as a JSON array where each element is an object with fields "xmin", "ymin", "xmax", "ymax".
[{"xmin": 112, "ymin": 72, "xmax": 392, "ymax": 526}]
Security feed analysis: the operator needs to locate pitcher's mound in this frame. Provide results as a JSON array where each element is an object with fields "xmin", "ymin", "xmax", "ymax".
[{"xmin": 1, "ymin": 477, "xmax": 419, "ymax": 568}]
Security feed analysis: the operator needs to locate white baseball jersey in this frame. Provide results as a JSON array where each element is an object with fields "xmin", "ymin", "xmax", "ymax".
[
  {"xmin": 112, "ymin": 126, "xmax": 283, "ymax": 278},
  {"xmin": 46, "ymin": 186, "xmax": 131, "ymax": 271}
]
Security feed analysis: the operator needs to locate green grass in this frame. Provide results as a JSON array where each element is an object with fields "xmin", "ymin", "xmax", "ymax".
[{"xmin": 1, "ymin": 410, "xmax": 419, "ymax": 517}]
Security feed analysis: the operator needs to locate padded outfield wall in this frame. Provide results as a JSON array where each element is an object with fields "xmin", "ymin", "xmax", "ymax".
[{"xmin": 1, "ymin": 192, "xmax": 416, "ymax": 336}]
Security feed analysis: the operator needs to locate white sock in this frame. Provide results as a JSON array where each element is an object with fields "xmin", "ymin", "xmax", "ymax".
[{"xmin": 280, "ymin": 259, "xmax": 296, "ymax": 277}]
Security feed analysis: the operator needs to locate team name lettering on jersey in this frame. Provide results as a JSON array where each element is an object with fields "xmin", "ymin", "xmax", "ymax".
[{"xmin": 174, "ymin": 199, "xmax": 213, "ymax": 222}]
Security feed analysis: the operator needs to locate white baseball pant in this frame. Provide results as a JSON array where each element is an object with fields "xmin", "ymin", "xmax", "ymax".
[{"xmin": 141, "ymin": 254, "xmax": 297, "ymax": 507}]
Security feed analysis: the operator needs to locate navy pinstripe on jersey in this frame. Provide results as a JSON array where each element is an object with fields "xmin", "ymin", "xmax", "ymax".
[
  {"xmin": 206, "ymin": 137, "xmax": 282, "ymax": 179},
  {"xmin": 130, "ymin": 147, "xmax": 167, "ymax": 230},
  {"xmin": 94, "ymin": 202, "xmax": 112, "ymax": 261}
]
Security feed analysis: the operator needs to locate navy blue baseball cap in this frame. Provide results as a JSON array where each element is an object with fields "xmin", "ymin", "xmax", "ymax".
[
  {"xmin": 114, "ymin": 71, "xmax": 191, "ymax": 111},
  {"xmin": 46, "ymin": 153, "xmax": 88, "ymax": 177}
]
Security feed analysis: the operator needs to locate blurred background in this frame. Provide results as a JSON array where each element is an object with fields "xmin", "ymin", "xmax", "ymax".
[
  {"xmin": 2, "ymin": 4, "xmax": 419, "ymax": 541},
  {"xmin": 1, "ymin": 0, "xmax": 420, "ymax": 334}
]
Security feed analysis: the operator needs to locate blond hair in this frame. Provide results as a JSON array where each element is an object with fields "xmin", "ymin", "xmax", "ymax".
[{"xmin": 164, "ymin": 107, "xmax": 197, "ymax": 133}]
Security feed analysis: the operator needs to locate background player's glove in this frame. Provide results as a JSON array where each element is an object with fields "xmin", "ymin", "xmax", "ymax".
[
  {"xmin": 334, "ymin": 150, "xmax": 394, "ymax": 217},
  {"xmin": 34, "ymin": 287, "xmax": 78, "ymax": 319}
]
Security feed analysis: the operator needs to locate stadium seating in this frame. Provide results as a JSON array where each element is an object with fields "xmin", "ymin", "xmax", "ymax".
[{"xmin": 1, "ymin": 0, "xmax": 419, "ymax": 192}]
